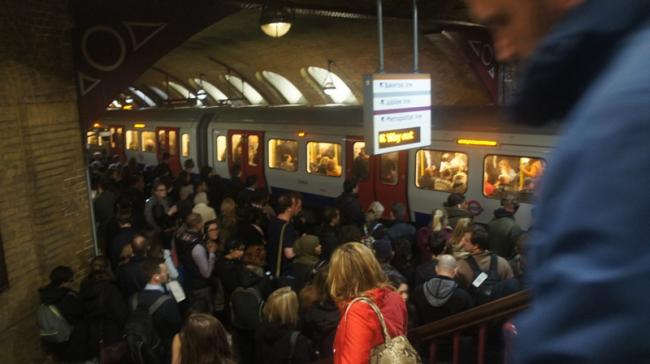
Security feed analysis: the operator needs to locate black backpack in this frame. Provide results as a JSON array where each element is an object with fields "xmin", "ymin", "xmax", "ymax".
[
  {"xmin": 230, "ymin": 283, "xmax": 264, "ymax": 331},
  {"xmin": 467, "ymin": 254, "xmax": 505, "ymax": 305},
  {"xmin": 125, "ymin": 294, "xmax": 172, "ymax": 364}
]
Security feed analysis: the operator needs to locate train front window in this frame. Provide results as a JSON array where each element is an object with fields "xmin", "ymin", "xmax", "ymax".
[
  {"xmin": 141, "ymin": 131, "xmax": 156, "ymax": 153},
  {"xmin": 415, "ymin": 150, "xmax": 468, "ymax": 193},
  {"xmin": 351, "ymin": 142, "xmax": 369, "ymax": 181},
  {"xmin": 307, "ymin": 142, "xmax": 342, "ymax": 177},
  {"xmin": 379, "ymin": 152, "xmax": 399, "ymax": 185},
  {"xmin": 269, "ymin": 139, "xmax": 298, "ymax": 172},
  {"xmin": 248, "ymin": 135, "xmax": 260, "ymax": 167},
  {"xmin": 126, "ymin": 130, "xmax": 139, "ymax": 150},
  {"xmin": 181, "ymin": 133, "xmax": 190, "ymax": 158},
  {"xmin": 483, "ymin": 154, "xmax": 546, "ymax": 203},
  {"xmin": 231, "ymin": 134, "xmax": 243, "ymax": 166},
  {"xmin": 168, "ymin": 130, "xmax": 177, "ymax": 156},
  {"xmin": 216, "ymin": 135, "xmax": 226, "ymax": 162}
]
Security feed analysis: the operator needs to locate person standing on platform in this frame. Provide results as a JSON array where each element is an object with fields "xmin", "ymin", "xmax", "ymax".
[
  {"xmin": 464, "ymin": 0, "xmax": 650, "ymax": 362},
  {"xmin": 267, "ymin": 192, "xmax": 301, "ymax": 277},
  {"xmin": 336, "ymin": 178, "xmax": 365, "ymax": 229}
]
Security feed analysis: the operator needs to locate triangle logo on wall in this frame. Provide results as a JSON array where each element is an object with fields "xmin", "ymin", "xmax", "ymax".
[
  {"xmin": 78, "ymin": 72, "xmax": 100, "ymax": 96},
  {"xmin": 123, "ymin": 22, "xmax": 167, "ymax": 51}
]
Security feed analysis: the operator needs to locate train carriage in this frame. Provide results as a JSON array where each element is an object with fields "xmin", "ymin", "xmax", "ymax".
[{"xmin": 95, "ymin": 106, "xmax": 556, "ymax": 229}]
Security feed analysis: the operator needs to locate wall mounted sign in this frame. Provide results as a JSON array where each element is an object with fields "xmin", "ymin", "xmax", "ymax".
[{"xmin": 363, "ymin": 73, "xmax": 431, "ymax": 155}]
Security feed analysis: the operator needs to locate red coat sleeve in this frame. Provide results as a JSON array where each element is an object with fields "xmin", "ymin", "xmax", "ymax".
[{"xmin": 335, "ymin": 303, "xmax": 381, "ymax": 364}]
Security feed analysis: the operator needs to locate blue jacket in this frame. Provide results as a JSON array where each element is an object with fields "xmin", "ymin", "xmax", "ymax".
[{"xmin": 513, "ymin": 1, "xmax": 650, "ymax": 363}]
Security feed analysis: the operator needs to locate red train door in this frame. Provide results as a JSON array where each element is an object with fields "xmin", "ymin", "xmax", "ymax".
[
  {"xmin": 109, "ymin": 125, "xmax": 125, "ymax": 160},
  {"xmin": 227, "ymin": 130, "xmax": 267, "ymax": 188},
  {"xmin": 374, "ymin": 151, "xmax": 410, "ymax": 220},
  {"xmin": 345, "ymin": 137, "xmax": 374, "ymax": 210},
  {"xmin": 156, "ymin": 127, "xmax": 181, "ymax": 176}
]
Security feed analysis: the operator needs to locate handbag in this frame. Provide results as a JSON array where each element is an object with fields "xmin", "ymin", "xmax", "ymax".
[{"xmin": 345, "ymin": 297, "xmax": 422, "ymax": 364}]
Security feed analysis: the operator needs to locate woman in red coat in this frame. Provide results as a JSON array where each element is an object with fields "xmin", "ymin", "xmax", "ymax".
[{"xmin": 328, "ymin": 242, "xmax": 408, "ymax": 363}]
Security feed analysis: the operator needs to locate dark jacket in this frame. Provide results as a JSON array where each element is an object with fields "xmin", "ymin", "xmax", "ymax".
[
  {"xmin": 318, "ymin": 224, "xmax": 339, "ymax": 261},
  {"xmin": 217, "ymin": 256, "xmax": 245, "ymax": 295},
  {"xmin": 80, "ymin": 277, "xmax": 128, "ymax": 347},
  {"xmin": 255, "ymin": 322, "xmax": 313, "ymax": 364},
  {"xmin": 116, "ymin": 255, "xmax": 147, "ymax": 298},
  {"xmin": 38, "ymin": 284, "xmax": 92, "ymax": 362},
  {"xmin": 176, "ymin": 229, "xmax": 210, "ymax": 291},
  {"xmin": 414, "ymin": 259, "xmax": 438, "ymax": 287},
  {"xmin": 412, "ymin": 275, "xmax": 473, "ymax": 324},
  {"xmin": 444, "ymin": 206, "xmax": 472, "ymax": 229},
  {"xmin": 335, "ymin": 192, "xmax": 365, "ymax": 228},
  {"xmin": 387, "ymin": 220, "xmax": 416, "ymax": 244},
  {"xmin": 109, "ymin": 226, "xmax": 136, "ymax": 270},
  {"xmin": 488, "ymin": 208, "xmax": 522, "ymax": 259},
  {"xmin": 135, "ymin": 288, "xmax": 182, "ymax": 361},
  {"xmin": 510, "ymin": 1, "xmax": 650, "ymax": 362},
  {"xmin": 302, "ymin": 299, "xmax": 340, "ymax": 357}
]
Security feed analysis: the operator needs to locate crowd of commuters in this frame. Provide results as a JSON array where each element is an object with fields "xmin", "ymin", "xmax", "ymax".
[{"xmin": 40, "ymin": 152, "xmax": 527, "ymax": 363}]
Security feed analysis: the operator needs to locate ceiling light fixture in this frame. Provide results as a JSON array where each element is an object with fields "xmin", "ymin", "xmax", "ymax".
[
  {"xmin": 322, "ymin": 59, "xmax": 336, "ymax": 96},
  {"xmin": 260, "ymin": 0, "xmax": 294, "ymax": 38}
]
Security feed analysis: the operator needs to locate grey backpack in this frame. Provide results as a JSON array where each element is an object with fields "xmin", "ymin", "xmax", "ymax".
[{"xmin": 37, "ymin": 304, "xmax": 72, "ymax": 343}]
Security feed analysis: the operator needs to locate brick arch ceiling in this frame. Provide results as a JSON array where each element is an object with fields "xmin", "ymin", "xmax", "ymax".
[
  {"xmin": 135, "ymin": 9, "xmax": 492, "ymax": 109},
  {"xmin": 72, "ymin": 0, "xmax": 485, "ymax": 129}
]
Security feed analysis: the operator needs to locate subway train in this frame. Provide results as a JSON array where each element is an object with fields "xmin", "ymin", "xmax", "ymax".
[{"xmin": 90, "ymin": 105, "xmax": 557, "ymax": 229}]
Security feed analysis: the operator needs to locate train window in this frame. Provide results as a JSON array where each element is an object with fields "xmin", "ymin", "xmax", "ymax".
[
  {"xmin": 216, "ymin": 135, "xmax": 226, "ymax": 162},
  {"xmin": 483, "ymin": 155, "xmax": 546, "ymax": 203},
  {"xmin": 181, "ymin": 133, "xmax": 190, "ymax": 157},
  {"xmin": 269, "ymin": 139, "xmax": 298, "ymax": 172},
  {"xmin": 168, "ymin": 130, "xmax": 177, "ymax": 156},
  {"xmin": 141, "ymin": 131, "xmax": 156, "ymax": 153},
  {"xmin": 379, "ymin": 152, "xmax": 399, "ymax": 185},
  {"xmin": 231, "ymin": 134, "xmax": 243, "ymax": 166},
  {"xmin": 158, "ymin": 130, "xmax": 167, "ymax": 152},
  {"xmin": 307, "ymin": 141, "xmax": 342, "ymax": 177},
  {"xmin": 415, "ymin": 150, "xmax": 468, "ymax": 193},
  {"xmin": 248, "ymin": 135, "xmax": 260, "ymax": 167},
  {"xmin": 87, "ymin": 131, "xmax": 99, "ymax": 146},
  {"xmin": 126, "ymin": 130, "xmax": 139, "ymax": 150},
  {"xmin": 351, "ymin": 142, "xmax": 369, "ymax": 181}
]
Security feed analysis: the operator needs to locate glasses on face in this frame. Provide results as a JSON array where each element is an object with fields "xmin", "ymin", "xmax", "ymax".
[{"xmin": 207, "ymin": 228, "xmax": 219, "ymax": 233}]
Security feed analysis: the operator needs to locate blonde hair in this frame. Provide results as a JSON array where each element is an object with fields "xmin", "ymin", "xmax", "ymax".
[
  {"xmin": 449, "ymin": 218, "xmax": 472, "ymax": 245},
  {"xmin": 219, "ymin": 198, "xmax": 238, "ymax": 228},
  {"xmin": 449, "ymin": 218, "xmax": 472, "ymax": 259},
  {"xmin": 327, "ymin": 242, "xmax": 388, "ymax": 302},
  {"xmin": 432, "ymin": 209, "xmax": 447, "ymax": 232},
  {"xmin": 263, "ymin": 287, "xmax": 299, "ymax": 328}
]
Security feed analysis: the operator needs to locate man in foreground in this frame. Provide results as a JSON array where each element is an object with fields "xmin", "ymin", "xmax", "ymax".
[{"xmin": 464, "ymin": 0, "xmax": 650, "ymax": 362}]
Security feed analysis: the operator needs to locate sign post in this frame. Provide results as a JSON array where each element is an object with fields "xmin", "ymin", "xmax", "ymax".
[{"xmin": 363, "ymin": 73, "xmax": 432, "ymax": 155}]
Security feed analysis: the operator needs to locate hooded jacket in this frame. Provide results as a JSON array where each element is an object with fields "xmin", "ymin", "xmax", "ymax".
[
  {"xmin": 333, "ymin": 287, "xmax": 407, "ymax": 364},
  {"xmin": 509, "ymin": 1, "xmax": 650, "ymax": 363},
  {"xmin": 412, "ymin": 276, "xmax": 473, "ymax": 324},
  {"xmin": 302, "ymin": 299, "xmax": 340, "ymax": 357},
  {"xmin": 487, "ymin": 208, "xmax": 522, "ymax": 259}
]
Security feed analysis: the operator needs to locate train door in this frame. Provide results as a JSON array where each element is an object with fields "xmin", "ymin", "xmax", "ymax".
[
  {"xmin": 156, "ymin": 127, "xmax": 181, "ymax": 176},
  {"xmin": 345, "ymin": 137, "xmax": 374, "ymax": 210},
  {"xmin": 109, "ymin": 125, "xmax": 125, "ymax": 159},
  {"xmin": 227, "ymin": 130, "xmax": 267, "ymax": 188},
  {"xmin": 374, "ymin": 151, "xmax": 410, "ymax": 220}
]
